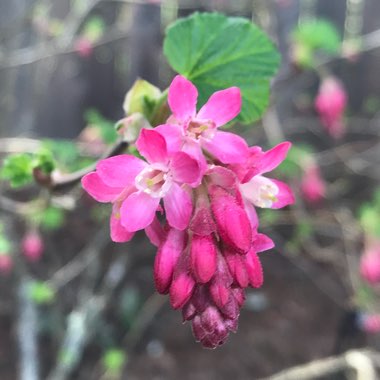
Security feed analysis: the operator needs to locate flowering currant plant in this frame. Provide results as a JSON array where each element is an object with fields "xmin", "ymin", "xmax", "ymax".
[{"xmin": 81, "ymin": 12, "xmax": 295, "ymax": 348}]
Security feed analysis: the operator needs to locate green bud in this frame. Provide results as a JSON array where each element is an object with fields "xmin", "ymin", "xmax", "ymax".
[{"xmin": 123, "ymin": 79, "xmax": 162, "ymax": 118}]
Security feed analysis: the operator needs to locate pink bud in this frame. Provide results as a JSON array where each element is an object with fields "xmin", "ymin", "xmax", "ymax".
[
  {"xmin": 315, "ymin": 76, "xmax": 347, "ymax": 139},
  {"xmin": 209, "ymin": 254, "xmax": 232, "ymax": 309},
  {"xmin": 360, "ymin": 243, "xmax": 380, "ymax": 285},
  {"xmin": 224, "ymin": 251, "xmax": 249, "ymax": 288},
  {"xmin": 300, "ymin": 163, "xmax": 326, "ymax": 204},
  {"xmin": 74, "ymin": 37, "xmax": 93, "ymax": 58},
  {"xmin": 22, "ymin": 232, "xmax": 44, "ymax": 262},
  {"xmin": 209, "ymin": 185, "xmax": 252, "ymax": 254},
  {"xmin": 0, "ymin": 254, "xmax": 12, "ymax": 274},
  {"xmin": 190, "ymin": 234, "xmax": 217, "ymax": 283},
  {"xmin": 170, "ymin": 253, "xmax": 195, "ymax": 309},
  {"xmin": 154, "ymin": 228, "xmax": 185, "ymax": 294},
  {"xmin": 245, "ymin": 249, "xmax": 263, "ymax": 288}
]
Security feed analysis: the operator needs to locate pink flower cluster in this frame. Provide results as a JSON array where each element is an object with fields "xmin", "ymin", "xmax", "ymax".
[{"xmin": 82, "ymin": 75, "xmax": 294, "ymax": 348}]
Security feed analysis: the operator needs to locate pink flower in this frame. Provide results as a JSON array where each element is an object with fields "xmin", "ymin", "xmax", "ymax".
[
  {"xmin": 22, "ymin": 232, "xmax": 44, "ymax": 262},
  {"xmin": 300, "ymin": 162, "xmax": 326, "ymax": 204},
  {"xmin": 358, "ymin": 313, "xmax": 380, "ymax": 334},
  {"xmin": 360, "ymin": 241, "xmax": 380, "ymax": 285},
  {"xmin": 155, "ymin": 75, "xmax": 249, "ymax": 176},
  {"xmin": 231, "ymin": 142, "xmax": 295, "ymax": 209},
  {"xmin": 315, "ymin": 76, "xmax": 347, "ymax": 139},
  {"xmin": 82, "ymin": 129, "xmax": 200, "ymax": 237},
  {"xmin": 0, "ymin": 254, "xmax": 12, "ymax": 274},
  {"xmin": 74, "ymin": 37, "xmax": 93, "ymax": 58},
  {"xmin": 81, "ymin": 74, "xmax": 294, "ymax": 348}
]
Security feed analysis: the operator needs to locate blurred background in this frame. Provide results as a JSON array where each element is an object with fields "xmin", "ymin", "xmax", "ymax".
[{"xmin": 0, "ymin": 0, "xmax": 380, "ymax": 379}]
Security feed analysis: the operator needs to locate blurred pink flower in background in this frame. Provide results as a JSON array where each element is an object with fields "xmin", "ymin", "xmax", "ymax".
[
  {"xmin": 359, "ymin": 313, "xmax": 380, "ymax": 334},
  {"xmin": 0, "ymin": 254, "xmax": 12, "ymax": 274},
  {"xmin": 74, "ymin": 37, "xmax": 93, "ymax": 58},
  {"xmin": 360, "ymin": 241, "xmax": 380, "ymax": 285},
  {"xmin": 300, "ymin": 162, "xmax": 326, "ymax": 204},
  {"xmin": 22, "ymin": 231, "xmax": 44, "ymax": 262},
  {"xmin": 315, "ymin": 76, "xmax": 347, "ymax": 138}
]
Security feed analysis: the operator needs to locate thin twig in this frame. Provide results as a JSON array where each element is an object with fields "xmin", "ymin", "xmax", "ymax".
[{"xmin": 261, "ymin": 349, "xmax": 379, "ymax": 380}]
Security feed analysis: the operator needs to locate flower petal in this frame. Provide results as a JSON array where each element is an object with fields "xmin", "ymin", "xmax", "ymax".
[
  {"xmin": 136, "ymin": 128, "xmax": 168, "ymax": 164},
  {"xmin": 203, "ymin": 131, "xmax": 248, "ymax": 164},
  {"xmin": 163, "ymin": 183, "xmax": 192, "ymax": 230},
  {"xmin": 259, "ymin": 142, "xmax": 291, "ymax": 174},
  {"xmin": 271, "ymin": 179, "xmax": 295, "ymax": 209},
  {"xmin": 168, "ymin": 75, "xmax": 198, "ymax": 122},
  {"xmin": 81, "ymin": 172, "xmax": 122, "ymax": 202},
  {"xmin": 110, "ymin": 210, "xmax": 135, "ymax": 242},
  {"xmin": 170, "ymin": 151, "xmax": 201, "ymax": 186},
  {"xmin": 145, "ymin": 217, "xmax": 165, "ymax": 247},
  {"xmin": 120, "ymin": 191, "xmax": 160, "ymax": 231},
  {"xmin": 96, "ymin": 154, "xmax": 146, "ymax": 188},
  {"xmin": 155, "ymin": 124, "xmax": 183, "ymax": 154},
  {"xmin": 197, "ymin": 87, "xmax": 241, "ymax": 127},
  {"xmin": 252, "ymin": 233, "xmax": 275, "ymax": 252}
]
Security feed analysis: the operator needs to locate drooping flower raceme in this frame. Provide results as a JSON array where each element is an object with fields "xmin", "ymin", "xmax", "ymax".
[{"xmin": 82, "ymin": 75, "xmax": 294, "ymax": 348}]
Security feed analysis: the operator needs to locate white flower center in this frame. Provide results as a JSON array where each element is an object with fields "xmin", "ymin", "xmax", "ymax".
[
  {"xmin": 240, "ymin": 176, "xmax": 279, "ymax": 208},
  {"xmin": 135, "ymin": 164, "xmax": 172, "ymax": 198},
  {"xmin": 185, "ymin": 118, "xmax": 216, "ymax": 142}
]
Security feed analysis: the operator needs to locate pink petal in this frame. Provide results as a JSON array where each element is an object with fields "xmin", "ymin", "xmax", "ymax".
[
  {"xmin": 206, "ymin": 165, "xmax": 237, "ymax": 190},
  {"xmin": 120, "ymin": 191, "xmax": 160, "ymax": 231},
  {"xmin": 259, "ymin": 142, "xmax": 291, "ymax": 174},
  {"xmin": 155, "ymin": 124, "xmax": 183, "ymax": 154},
  {"xmin": 245, "ymin": 249, "xmax": 263, "ymax": 288},
  {"xmin": 203, "ymin": 131, "xmax": 248, "ymax": 164},
  {"xmin": 136, "ymin": 128, "xmax": 168, "ymax": 164},
  {"xmin": 170, "ymin": 151, "xmax": 201, "ymax": 186},
  {"xmin": 190, "ymin": 234, "xmax": 217, "ymax": 283},
  {"xmin": 244, "ymin": 200, "xmax": 259, "ymax": 233},
  {"xmin": 163, "ymin": 183, "xmax": 192, "ymax": 230},
  {"xmin": 110, "ymin": 210, "xmax": 135, "ymax": 242},
  {"xmin": 182, "ymin": 141, "xmax": 208, "ymax": 177},
  {"xmin": 252, "ymin": 233, "xmax": 275, "ymax": 252},
  {"xmin": 197, "ymin": 87, "xmax": 241, "ymax": 127},
  {"xmin": 168, "ymin": 75, "xmax": 198, "ymax": 122},
  {"xmin": 81, "ymin": 172, "xmax": 122, "ymax": 202},
  {"xmin": 145, "ymin": 217, "xmax": 165, "ymax": 247},
  {"xmin": 271, "ymin": 179, "xmax": 295, "ymax": 209},
  {"xmin": 96, "ymin": 154, "xmax": 147, "ymax": 188}
]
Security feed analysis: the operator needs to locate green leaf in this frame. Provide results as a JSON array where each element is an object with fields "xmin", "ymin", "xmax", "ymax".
[
  {"xmin": 84, "ymin": 109, "xmax": 118, "ymax": 144},
  {"xmin": 29, "ymin": 282, "xmax": 55, "ymax": 304},
  {"xmin": 40, "ymin": 207, "xmax": 65, "ymax": 230},
  {"xmin": 33, "ymin": 149, "xmax": 56, "ymax": 174},
  {"xmin": 1, "ymin": 153, "xmax": 34, "ymax": 187},
  {"xmin": 83, "ymin": 16, "xmax": 105, "ymax": 42},
  {"xmin": 0, "ymin": 237, "xmax": 11, "ymax": 254},
  {"xmin": 293, "ymin": 19, "xmax": 341, "ymax": 54},
  {"xmin": 164, "ymin": 12, "xmax": 280, "ymax": 124},
  {"xmin": 103, "ymin": 349, "xmax": 127, "ymax": 374}
]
